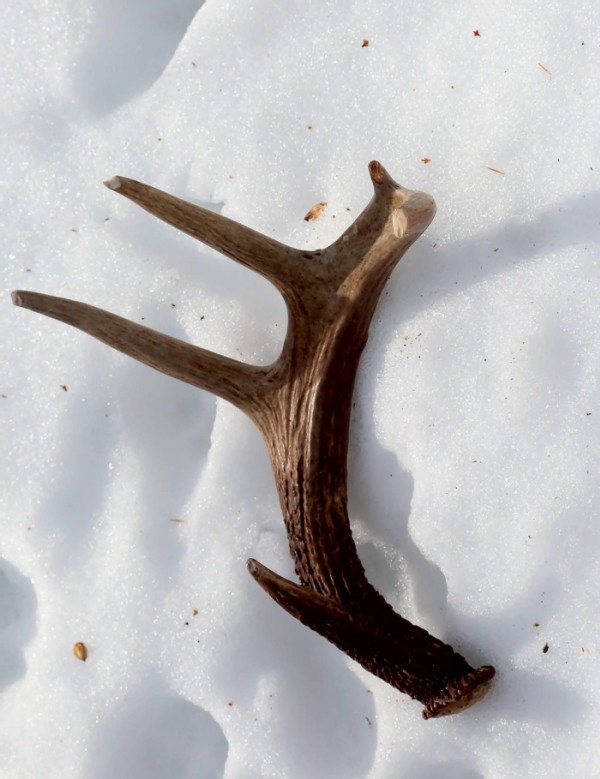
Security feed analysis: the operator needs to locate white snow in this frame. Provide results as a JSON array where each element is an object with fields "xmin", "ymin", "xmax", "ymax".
[{"xmin": 2, "ymin": 1, "xmax": 600, "ymax": 777}]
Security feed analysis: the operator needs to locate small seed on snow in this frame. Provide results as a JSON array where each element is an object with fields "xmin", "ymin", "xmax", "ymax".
[{"xmin": 73, "ymin": 642, "xmax": 88, "ymax": 661}]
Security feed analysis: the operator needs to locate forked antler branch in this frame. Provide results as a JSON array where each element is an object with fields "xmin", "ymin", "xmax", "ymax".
[{"xmin": 12, "ymin": 161, "xmax": 494, "ymax": 718}]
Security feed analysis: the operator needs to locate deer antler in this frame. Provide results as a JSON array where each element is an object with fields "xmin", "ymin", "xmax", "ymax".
[{"xmin": 12, "ymin": 161, "xmax": 494, "ymax": 718}]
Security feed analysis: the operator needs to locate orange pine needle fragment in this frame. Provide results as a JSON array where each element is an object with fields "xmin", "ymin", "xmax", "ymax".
[
  {"xmin": 538, "ymin": 62, "xmax": 551, "ymax": 74},
  {"xmin": 169, "ymin": 517, "xmax": 186, "ymax": 524},
  {"xmin": 486, "ymin": 166, "xmax": 506, "ymax": 175},
  {"xmin": 304, "ymin": 202, "xmax": 327, "ymax": 221}
]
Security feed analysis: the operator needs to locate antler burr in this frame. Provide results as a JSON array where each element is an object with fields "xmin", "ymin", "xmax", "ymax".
[{"xmin": 12, "ymin": 161, "xmax": 494, "ymax": 718}]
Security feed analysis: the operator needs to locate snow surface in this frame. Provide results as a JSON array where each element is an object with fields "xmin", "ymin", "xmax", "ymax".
[{"xmin": 2, "ymin": 1, "xmax": 600, "ymax": 777}]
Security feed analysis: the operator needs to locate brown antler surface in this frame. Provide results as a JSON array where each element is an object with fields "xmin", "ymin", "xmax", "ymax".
[{"xmin": 12, "ymin": 161, "xmax": 494, "ymax": 718}]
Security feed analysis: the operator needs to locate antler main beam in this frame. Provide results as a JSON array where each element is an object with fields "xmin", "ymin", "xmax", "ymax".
[{"xmin": 12, "ymin": 161, "xmax": 494, "ymax": 718}]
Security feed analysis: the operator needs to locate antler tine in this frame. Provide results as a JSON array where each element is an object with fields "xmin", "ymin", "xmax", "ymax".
[
  {"xmin": 105, "ymin": 176, "xmax": 309, "ymax": 302},
  {"xmin": 11, "ymin": 290, "xmax": 266, "ymax": 412},
  {"xmin": 248, "ymin": 559, "xmax": 495, "ymax": 719},
  {"xmin": 325, "ymin": 161, "xmax": 436, "ymax": 290}
]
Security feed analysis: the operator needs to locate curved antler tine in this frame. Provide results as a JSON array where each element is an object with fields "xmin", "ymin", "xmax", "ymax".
[
  {"xmin": 105, "ymin": 177, "xmax": 307, "ymax": 301},
  {"xmin": 247, "ymin": 557, "xmax": 357, "ymax": 638},
  {"xmin": 327, "ymin": 161, "xmax": 436, "ymax": 289},
  {"xmin": 368, "ymin": 161, "xmax": 437, "ymax": 236},
  {"xmin": 247, "ymin": 558, "xmax": 494, "ymax": 719},
  {"xmin": 368, "ymin": 159, "xmax": 401, "ymax": 192},
  {"xmin": 12, "ymin": 291, "xmax": 264, "ymax": 412}
]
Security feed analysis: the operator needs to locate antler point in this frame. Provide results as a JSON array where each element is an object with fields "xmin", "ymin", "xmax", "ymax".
[
  {"xmin": 368, "ymin": 159, "xmax": 385, "ymax": 182},
  {"xmin": 368, "ymin": 160, "xmax": 400, "ymax": 192},
  {"xmin": 104, "ymin": 176, "xmax": 122, "ymax": 191}
]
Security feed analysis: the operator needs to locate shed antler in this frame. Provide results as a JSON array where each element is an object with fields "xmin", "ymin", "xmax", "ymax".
[{"xmin": 12, "ymin": 161, "xmax": 494, "ymax": 718}]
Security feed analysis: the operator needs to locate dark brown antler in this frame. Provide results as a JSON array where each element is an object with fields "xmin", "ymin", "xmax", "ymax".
[{"xmin": 12, "ymin": 161, "xmax": 494, "ymax": 718}]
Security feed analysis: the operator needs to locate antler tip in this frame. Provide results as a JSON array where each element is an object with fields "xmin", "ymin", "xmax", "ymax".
[
  {"xmin": 368, "ymin": 160, "xmax": 385, "ymax": 181},
  {"xmin": 246, "ymin": 558, "xmax": 264, "ymax": 579},
  {"xmin": 368, "ymin": 160, "xmax": 399, "ymax": 191},
  {"xmin": 104, "ymin": 176, "xmax": 123, "ymax": 191},
  {"xmin": 11, "ymin": 289, "xmax": 49, "ymax": 313}
]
